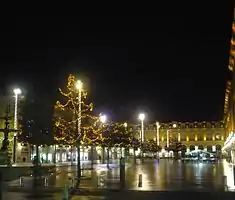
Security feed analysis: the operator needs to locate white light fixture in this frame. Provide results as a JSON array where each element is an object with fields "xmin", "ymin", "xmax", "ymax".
[
  {"xmin": 75, "ymin": 80, "xmax": 83, "ymax": 90},
  {"xmin": 100, "ymin": 114, "xmax": 107, "ymax": 123},
  {"xmin": 138, "ymin": 113, "xmax": 145, "ymax": 121}
]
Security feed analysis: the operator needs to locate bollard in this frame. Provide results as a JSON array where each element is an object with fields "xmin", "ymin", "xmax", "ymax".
[
  {"xmin": 234, "ymin": 166, "xmax": 235, "ymax": 186},
  {"xmin": 71, "ymin": 178, "xmax": 74, "ymax": 188},
  {"xmin": 97, "ymin": 176, "xmax": 100, "ymax": 188},
  {"xmin": 138, "ymin": 174, "xmax": 142, "ymax": 187},
  {"xmin": 223, "ymin": 176, "xmax": 228, "ymax": 191},
  {"xmin": 120, "ymin": 157, "xmax": 125, "ymax": 189},
  {"xmin": 44, "ymin": 177, "xmax": 48, "ymax": 187},
  {"xmin": 20, "ymin": 177, "xmax": 24, "ymax": 187},
  {"xmin": 62, "ymin": 184, "xmax": 69, "ymax": 200},
  {"xmin": 0, "ymin": 172, "xmax": 2, "ymax": 200}
]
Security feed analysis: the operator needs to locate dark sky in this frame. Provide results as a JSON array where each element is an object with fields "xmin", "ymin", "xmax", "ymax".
[{"xmin": 0, "ymin": 8, "xmax": 234, "ymax": 123}]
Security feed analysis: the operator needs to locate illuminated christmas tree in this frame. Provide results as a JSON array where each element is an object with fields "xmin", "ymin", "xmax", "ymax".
[{"xmin": 54, "ymin": 74, "xmax": 101, "ymax": 185}]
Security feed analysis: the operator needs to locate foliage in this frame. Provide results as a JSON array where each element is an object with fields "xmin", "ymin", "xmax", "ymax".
[
  {"xmin": 143, "ymin": 140, "xmax": 161, "ymax": 153},
  {"xmin": 129, "ymin": 130, "xmax": 140, "ymax": 151},
  {"xmin": 100, "ymin": 123, "xmax": 132, "ymax": 148},
  {"xmin": 165, "ymin": 140, "xmax": 183, "ymax": 152},
  {"xmin": 54, "ymin": 74, "xmax": 101, "ymax": 146}
]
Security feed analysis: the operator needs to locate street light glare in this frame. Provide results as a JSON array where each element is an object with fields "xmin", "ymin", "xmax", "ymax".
[
  {"xmin": 13, "ymin": 88, "xmax": 21, "ymax": 95},
  {"xmin": 156, "ymin": 121, "xmax": 160, "ymax": 128},
  {"xmin": 124, "ymin": 122, "xmax": 127, "ymax": 127},
  {"xmin": 173, "ymin": 123, "xmax": 177, "ymax": 128},
  {"xmin": 75, "ymin": 80, "xmax": 83, "ymax": 90},
  {"xmin": 100, "ymin": 115, "xmax": 107, "ymax": 123},
  {"xmin": 138, "ymin": 113, "xmax": 145, "ymax": 121}
]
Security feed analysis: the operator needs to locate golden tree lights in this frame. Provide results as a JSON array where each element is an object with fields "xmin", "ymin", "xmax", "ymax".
[{"xmin": 54, "ymin": 74, "xmax": 101, "ymax": 146}]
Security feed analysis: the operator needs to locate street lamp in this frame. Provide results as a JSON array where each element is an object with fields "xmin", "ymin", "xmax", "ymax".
[
  {"xmin": 99, "ymin": 114, "xmax": 107, "ymax": 166},
  {"xmin": 99, "ymin": 114, "xmax": 107, "ymax": 124},
  {"xmin": 75, "ymin": 80, "xmax": 82, "ymax": 186},
  {"xmin": 124, "ymin": 122, "xmax": 127, "ymax": 128},
  {"xmin": 156, "ymin": 121, "xmax": 160, "ymax": 146},
  {"xmin": 138, "ymin": 113, "xmax": 145, "ymax": 163},
  {"xmin": 166, "ymin": 130, "xmax": 169, "ymax": 148},
  {"xmin": 138, "ymin": 113, "xmax": 145, "ymax": 142},
  {"xmin": 13, "ymin": 88, "xmax": 21, "ymax": 163},
  {"xmin": 13, "ymin": 88, "xmax": 21, "ymax": 130}
]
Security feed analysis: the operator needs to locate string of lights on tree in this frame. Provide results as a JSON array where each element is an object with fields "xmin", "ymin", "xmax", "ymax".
[{"xmin": 53, "ymin": 74, "xmax": 181, "ymax": 153}]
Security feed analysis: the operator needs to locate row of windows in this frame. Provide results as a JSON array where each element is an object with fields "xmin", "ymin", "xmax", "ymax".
[
  {"xmin": 145, "ymin": 124, "xmax": 224, "ymax": 130},
  {"xmin": 145, "ymin": 133, "xmax": 224, "ymax": 138},
  {"xmin": 151, "ymin": 136, "xmax": 224, "ymax": 142}
]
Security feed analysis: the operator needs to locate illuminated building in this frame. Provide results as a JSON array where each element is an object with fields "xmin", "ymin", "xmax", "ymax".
[
  {"xmin": 144, "ymin": 121, "xmax": 225, "ymax": 157},
  {"xmin": 222, "ymin": 6, "xmax": 235, "ymax": 159}
]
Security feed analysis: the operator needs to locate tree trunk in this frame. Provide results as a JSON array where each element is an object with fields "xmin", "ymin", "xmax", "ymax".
[
  {"xmin": 107, "ymin": 147, "xmax": 109, "ymax": 168},
  {"xmin": 91, "ymin": 145, "xmax": 94, "ymax": 169},
  {"xmin": 33, "ymin": 144, "xmax": 40, "ymax": 188},
  {"xmin": 102, "ymin": 146, "xmax": 105, "ymax": 164},
  {"xmin": 107, "ymin": 147, "xmax": 110, "ymax": 168},
  {"xmin": 173, "ymin": 151, "xmax": 178, "ymax": 160},
  {"xmin": 76, "ymin": 143, "xmax": 81, "ymax": 187},
  {"xmin": 133, "ymin": 148, "xmax": 136, "ymax": 164}
]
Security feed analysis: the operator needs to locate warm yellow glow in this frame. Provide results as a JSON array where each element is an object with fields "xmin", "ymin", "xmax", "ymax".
[
  {"xmin": 156, "ymin": 121, "xmax": 160, "ymax": 128},
  {"xmin": 212, "ymin": 135, "xmax": 215, "ymax": 141},
  {"xmin": 204, "ymin": 135, "xmax": 206, "ymax": 141},
  {"xmin": 124, "ymin": 122, "xmax": 127, "ymax": 127},
  {"xmin": 195, "ymin": 135, "xmax": 198, "ymax": 141},
  {"xmin": 222, "ymin": 135, "xmax": 224, "ymax": 140},
  {"xmin": 173, "ymin": 123, "xmax": 177, "ymax": 128},
  {"xmin": 75, "ymin": 80, "xmax": 83, "ymax": 90},
  {"xmin": 178, "ymin": 133, "xmax": 180, "ymax": 141},
  {"xmin": 186, "ymin": 136, "xmax": 189, "ymax": 141},
  {"xmin": 161, "ymin": 136, "xmax": 164, "ymax": 141}
]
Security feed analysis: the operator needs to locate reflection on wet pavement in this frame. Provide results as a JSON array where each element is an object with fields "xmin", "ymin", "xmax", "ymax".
[{"xmin": 51, "ymin": 159, "xmax": 231, "ymax": 191}]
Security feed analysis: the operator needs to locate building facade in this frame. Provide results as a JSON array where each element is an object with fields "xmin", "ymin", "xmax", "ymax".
[
  {"xmin": 144, "ymin": 121, "xmax": 225, "ymax": 156},
  {"xmin": 222, "ymin": 6, "xmax": 235, "ymax": 161}
]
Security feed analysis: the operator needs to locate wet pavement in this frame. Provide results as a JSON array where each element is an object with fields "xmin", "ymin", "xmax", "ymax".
[
  {"xmin": 4, "ymin": 159, "xmax": 235, "ymax": 199},
  {"xmin": 16, "ymin": 159, "xmax": 232, "ymax": 191},
  {"xmin": 53, "ymin": 159, "xmax": 228, "ymax": 191}
]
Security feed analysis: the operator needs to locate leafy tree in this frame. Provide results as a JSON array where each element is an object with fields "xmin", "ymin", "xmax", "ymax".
[
  {"xmin": 145, "ymin": 139, "xmax": 162, "ymax": 154},
  {"xmin": 54, "ymin": 74, "xmax": 100, "ymax": 185},
  {"xmin": 165, "ymin": 137, "xmax": 183, "ymax": 159}
]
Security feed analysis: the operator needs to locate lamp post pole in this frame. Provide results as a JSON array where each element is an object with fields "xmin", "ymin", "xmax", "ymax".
[
  {"xmin": 156, "ymin": 122, "xmax": 160, "ymax": 146},
  {"xmin": 76, "ymin": 80, "xmax": 82, "ymax": 187},
  {"xmin": 138, "ymin": 113, "xmax": 145, "ymax": 163},
  {"xmin": 166, "ymin": 130, "xmax": 169, "ymax": 148},
  {"xmin": 13, "ymin": 88, "xmax": 21, "ymax": 163}
]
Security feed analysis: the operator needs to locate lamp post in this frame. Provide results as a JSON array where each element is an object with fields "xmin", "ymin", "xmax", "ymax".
[
  {"xmin": 138, "ymin": 113, "xmax": 145, "ymax": 162},
  {"xmin": 100, "ymin": 114, "xmax": 107, "ymax": 165},
  {"xmin": 156, "ymin": 121, "xmax": 160, "ymax": 159},
  {"xmin": 100, "ymin": 114, "xmax": 107, "ymax": 124},
  {"xmin": 156, "ymin": 122, "xmax": 160, "ymax": 146},
  {"xmin": 166, "ymin": 130, "xmax": 169, "ymax": 148},
  {"xmin": 13, "ymin": 88, "xmax": 21, "ymax": 163},
  {"xmin": 75, "ymin": 80, "xmax": 82, "ymax": 186},
  {"xmin": 123, "ymin": 122, "xmax": 127, "ymax": 157},
  {"xmin": 138, "ymin": 114, "xmax": 145, "ymax": 142}
]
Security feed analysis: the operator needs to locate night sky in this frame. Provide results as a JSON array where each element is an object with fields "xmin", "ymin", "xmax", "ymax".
[{"xmin": 0, "ymin": 8, "xmax": 234, "ymax": 123}]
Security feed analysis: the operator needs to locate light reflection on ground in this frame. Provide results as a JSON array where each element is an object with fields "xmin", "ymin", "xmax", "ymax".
[
  {"xmin": 51, "ymin": 159, "xmax": 232, "ymax": 191},
  {"xmin": 8, "ymin": 159, "xmax": 235, "ymax": 192}
]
